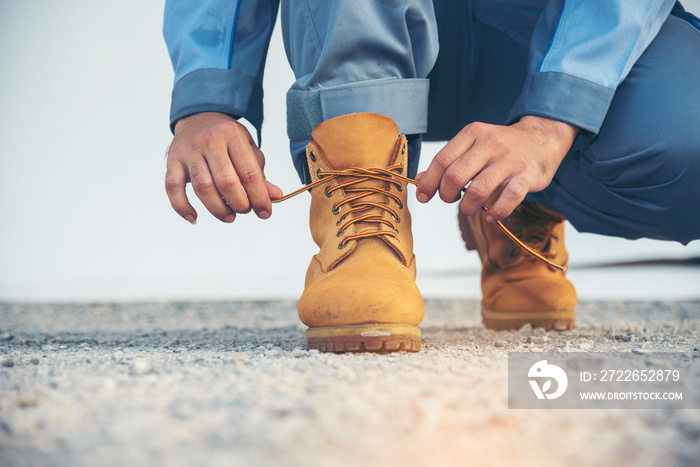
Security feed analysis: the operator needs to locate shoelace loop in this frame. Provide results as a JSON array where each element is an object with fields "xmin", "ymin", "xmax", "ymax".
[{"xmin": 271, "ymin": 167, "xmax": 567, "ymax": 271}]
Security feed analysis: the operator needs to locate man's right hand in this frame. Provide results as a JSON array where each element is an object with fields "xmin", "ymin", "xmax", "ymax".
[{"xmin": 165, "ymin": 112, "xmax": 282, "ymax": 224}]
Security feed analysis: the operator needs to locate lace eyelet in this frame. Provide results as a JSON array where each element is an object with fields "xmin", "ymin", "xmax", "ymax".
[
  {"xmin": 325, "ymin": 186, "xmax": 333, "ymax": 198},
  {"xmin": 332, "ymin": 206, "xmax": 340, "ymax": 215},
  {"xmin": 397, "ymin": 167, "xmax": 404, "ymax": 174},
  {"xmin": 338, "ymin": 241, "xmax": 348, "ymax": 250},
  {"xmin": 336, "ymin": 230, "xmax": 346, "ymax": 238},
  {"xmin": 309, "ymin": 150, "xmax": 317, "ymax": 162},
  {"xmin": 392, "ymin": 214, "xmax": 401, "ymax": 223},
  {"xmin": 396, "ymin": 200, "xmax": 403, "ymax": 209},
  {"xmin": 397, "ymin": 185, "xmax": 403, "ymax": 192},
  {"xmin": 401, "ymin": 144, "xmax": 407, "ymax": 155}
]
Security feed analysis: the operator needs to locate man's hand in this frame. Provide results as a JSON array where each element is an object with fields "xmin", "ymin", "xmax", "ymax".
[
  {"xmin": 416, "ymin": 116, "xmax": 577, "ymax": 222},
  {"xmin": 165, "ymin": 112, "xmax": 282, "ymax": 224}
]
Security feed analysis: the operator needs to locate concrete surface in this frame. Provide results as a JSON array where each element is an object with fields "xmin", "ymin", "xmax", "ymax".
[{"xmin": 1, "ymin": 299, "xmax": 699, "ymax": 467}]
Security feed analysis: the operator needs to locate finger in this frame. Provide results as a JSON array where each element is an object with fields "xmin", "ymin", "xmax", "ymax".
[
  {"xmin": 266, "ymin": 180, "xmax": 283, "ymax": 200},
  {"xmin": 229, "ymin": 143, "xmax": 272, "ymax": 219},
  {"xmin": 458, "ymin": 165, "xmax": 504, "ymax": 216},
  {"xmin": 209, "ymin": 155, "xmax": 251, "ymax": 215},
  {"xmin": 437, "ymin": 147, "xmax": 485, "ymax": 205},
  {"xmin": 165, "ymin": 161, "xmax": 197, "ymax": 224},
  {"xmin": 417, "ymin": 128, "xmax": 477, "ymax": 202},
  {"xmin": 483, "ymin": 178, "xmax": 529, "ymax": 222},
  {"xmin": 188, "ymin": 161, "xmax": 237, "ymax": 223}
]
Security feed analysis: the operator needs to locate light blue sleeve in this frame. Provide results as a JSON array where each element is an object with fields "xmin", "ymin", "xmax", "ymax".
[
  {"xmin": 163, "ymin": 0, "xmax": 280, "ymax": 137},
  {"xmin": 507, "ymin": 0, "xmax": 677, "ymax": 133}
]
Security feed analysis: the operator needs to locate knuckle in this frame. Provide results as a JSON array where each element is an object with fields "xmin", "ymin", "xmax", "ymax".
[
  {"xmin": 217, "ymin": 174, "xmax": 240, "ymax": 192},
  {"xmin": 483, "ymin": 131, "xmax": 504, "ymax": 149},
  {"xmin": 191, "ymin": 175, "xmax": 214, "ymax": 193},
  {"xmin": 433, "ymin": 152, "xmax": 454, "ymax": 171},
  {"xmin": 164, "ymin": 174, "xmax": 182, "ymax": 193},
  {"xmin": 465, "ymin": 181, "xmax": 490, "ymax": 203},
  {"xmin": 462, "ymin": 121, "xmax": 486, "ymax": 137},
  {"xmin": 504, "ymin": 181, "xmax": 527, "ymax": 200},
  {"xmin": 488, "ymin": 203, "xmax": 511, "ymax": 220},
  {"xmin": 444, "ymin": 167, "xmax": 466, "ymax": 188},
  {"xmin": 237, "ymin": 166, "xmax": 261, "ymax": 185}
]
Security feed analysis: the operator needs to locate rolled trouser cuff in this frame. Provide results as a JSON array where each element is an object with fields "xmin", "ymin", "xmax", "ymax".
[{"xmin": 286, "ymin": 78, "xmax": 430, "ymax": 141}]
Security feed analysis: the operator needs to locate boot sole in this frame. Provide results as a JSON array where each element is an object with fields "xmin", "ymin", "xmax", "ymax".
[
  {"xmin": 482, "ymin": 307, "xmax": 575, "ymax": 331},
  {"xmin": 306, "ymin": 323, "xmax": 421, "ymax": 353}
]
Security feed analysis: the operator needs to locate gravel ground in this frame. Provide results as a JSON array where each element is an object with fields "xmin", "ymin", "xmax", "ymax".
[{"xmin": 1, "ymin": 299, "xmax": 699, "ymax": 467}]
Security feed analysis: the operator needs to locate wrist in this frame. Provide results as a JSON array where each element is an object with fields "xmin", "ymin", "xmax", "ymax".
[{"xmin": 518, "ymin": 116, "xmax": 578, "ymax": 151}]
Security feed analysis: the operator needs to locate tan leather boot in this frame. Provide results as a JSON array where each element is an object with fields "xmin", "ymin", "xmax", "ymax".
[
  {"xmin": 298, "ymin": 113, "xmax": 424, "ymax": 352},
  {"xmin": 459, "ymin": 197, "xmax": 577, "ymax": 331}
]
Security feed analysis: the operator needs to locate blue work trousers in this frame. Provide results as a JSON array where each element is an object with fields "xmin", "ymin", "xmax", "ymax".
[{"xmin": 281, "ymin": 0, "xmax": 700, "ymax": 244}]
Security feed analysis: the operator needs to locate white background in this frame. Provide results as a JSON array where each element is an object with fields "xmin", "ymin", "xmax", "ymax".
[{"xmin": 1, "ymin": 0, "xmax": 699, "ymax": 302}]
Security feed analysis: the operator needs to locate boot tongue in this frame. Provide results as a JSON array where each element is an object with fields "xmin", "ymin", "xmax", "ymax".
[
  {"xmin": 311, "ymin": 113, "xmax": 398, "ymax": 169},
  {"xmin": 312, "ymin": 113, "xmax": 401, "ymax": 241}
]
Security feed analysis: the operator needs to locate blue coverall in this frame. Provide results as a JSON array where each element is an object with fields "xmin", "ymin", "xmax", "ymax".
[{"xmin": 163, "ymin": 0, "xmax": 700, "ymax": 244}]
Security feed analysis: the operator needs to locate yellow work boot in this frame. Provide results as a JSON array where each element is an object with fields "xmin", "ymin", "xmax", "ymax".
[
  {"xmin": 459, "ymin": 197, "xmax": 577, "ymax": 331},
  {"xmin": 298, "ymin": 113, "xmax": 424, "ymax": 352}
]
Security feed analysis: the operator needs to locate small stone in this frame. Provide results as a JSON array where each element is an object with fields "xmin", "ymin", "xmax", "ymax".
[
  {"xmin": 291, "ymin": 348, "xmax": 305, "ymax": 358},
  {"xmin": 41, "ymin": 345, "xmax": 56, "ymax": 351},
  {"xmin": 563, "ymin": 341, "xmax": 574, "ymax": 352},
  {"xmin": 627, "ymin": 327, "xmax": 634, "ymax": 333},
  {"xmin": 59, "ymin": 345, "xmax": 68, "ymax": 349},
  {"xmin": 16, "ymin": 396, "xmax": 44, "ymax": 408},
  {"xmin": 83, "ymin": 347, "xmax": 92, "ymax": 352},
  {"xmin": 525, "ymin": 336, "xmax": 546, "ymax": 345},
  {"xmin": 494, "ymin": 341, "xmax": 506, "ymax": 348},
  {"xmin": 0, "ymin": 333, "xmax": 12, "ymax": 341},
  {"xmin": 111, "ymin": 350, "xmax": 124, "ymax": 361},
  {"xmin": 129, "ymin": 359, "xmax": 153, "ymax": 375},
  {"xmin": 519, "ymin": 323, "xmax": 533, "ymax": 334},
  {"xmin": 235, "ymin": 354, "xmax": 250, "ymax": 365},
  {"xmin": 578, "ymin": 342, "xmax": 594, "ymax": 351},
  {"xmin": 642, "ymin": 336, "xmax": 649, "ymax": 342},
  {"xmin": 2, "ymin": 359, "xmax": 15, "ymax": 368},
  {"xmin": 31, "ymin": 358, "xmax": 40, "ymax": 365}
]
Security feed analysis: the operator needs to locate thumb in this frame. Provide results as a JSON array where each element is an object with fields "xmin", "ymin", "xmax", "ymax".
[{"xmin": 266, "ymin": 180, "xmax": 284, "ymax": 200}]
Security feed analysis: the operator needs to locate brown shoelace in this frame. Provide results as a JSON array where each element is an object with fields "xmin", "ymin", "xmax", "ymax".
[{"xmin": 271, "ymin": 167, "xmax": 566, "ymax": 271}]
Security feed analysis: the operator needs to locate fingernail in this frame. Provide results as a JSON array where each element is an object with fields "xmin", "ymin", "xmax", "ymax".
[
  {"xmin": 224, "ymin": 214, "xmax": 236, "ymax": 223},
  {"xmin": 258, "ymin": 210, "xmax": 270, "ymax": 219},
  {"xmin": 417, "ymin": 192, "xmax": 429, "ymax": 203},
  {"xmin": 185, "ymin": 215, "xmax": 196, "ymax": 225},
  {"xmin": 485, "ymin": 214, "xmax": 495, "ymax": 223}
]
